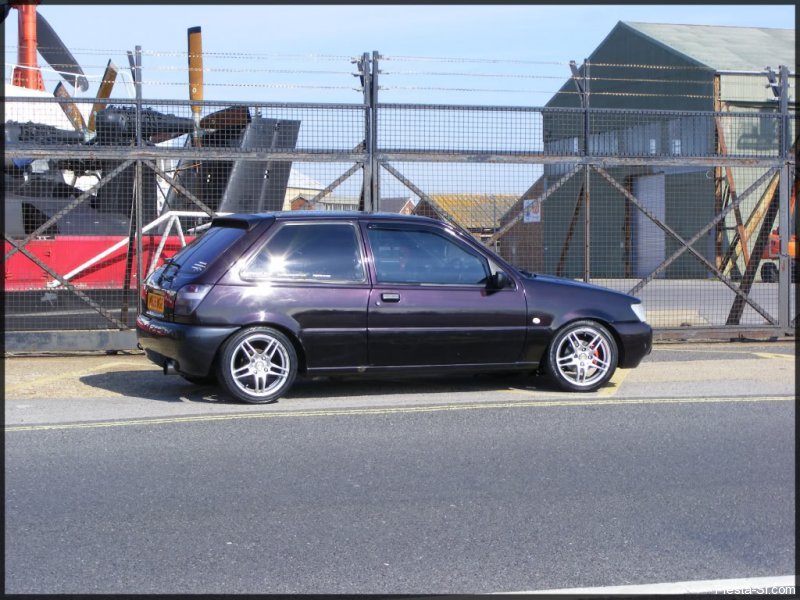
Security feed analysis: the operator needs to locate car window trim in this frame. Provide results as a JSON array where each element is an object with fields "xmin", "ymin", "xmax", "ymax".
[
  {"xmin": 364, "ymin": 221, "xmax": 519, "ymax": 291},
  {"xmin": 364, "ymin": 222, "xmax": 493, "ymax": 287},
  {"xmin": 240, "ymin": 220, "xmax": 369, "ymax": 285}
]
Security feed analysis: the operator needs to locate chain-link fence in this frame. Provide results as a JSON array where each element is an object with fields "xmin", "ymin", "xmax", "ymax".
[{"xmin": 4, "ymin": 53, "xmax": 796, "ymax": 350}]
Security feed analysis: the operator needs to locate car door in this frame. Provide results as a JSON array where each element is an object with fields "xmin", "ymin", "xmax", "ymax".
[
  {"xmin": 363, "ymin": 221, "xmax": 527, "ymax": 367},
  {"xmin": 229, "ymin": 220, "xmax": 371, "ymax": 370}
]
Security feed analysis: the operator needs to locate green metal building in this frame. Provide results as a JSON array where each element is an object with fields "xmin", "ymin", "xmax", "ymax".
[{"xmin": 541, "ymin": 21, "xmax": 796, "ymax": 280}]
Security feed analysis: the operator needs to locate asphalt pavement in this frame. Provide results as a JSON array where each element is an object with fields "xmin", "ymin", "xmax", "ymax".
[{"xmin": 4, "ymin": 339, "xmax": 797, "ymax": 594}]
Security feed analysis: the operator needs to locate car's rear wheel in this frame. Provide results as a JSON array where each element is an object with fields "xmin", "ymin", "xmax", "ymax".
[
  {"xmin": 545, "ymin": 320, "xmax": 618, "ymax": 392},
  {"xmin": 217, "ymin": 327, "xmax": 298, "ymax": 403}
]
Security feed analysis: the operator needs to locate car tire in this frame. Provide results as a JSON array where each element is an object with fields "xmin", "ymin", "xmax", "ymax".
[
  {"xmin": 761, "ymin": 262, "xmax": 779, "ymax": 283},
  {"xmin": 217, "ymin": 326, "xmax": 298, "ymax": 404},
  {"xmin": 545, "ymin": 320, "xmax": 618, "ymax": 392}
]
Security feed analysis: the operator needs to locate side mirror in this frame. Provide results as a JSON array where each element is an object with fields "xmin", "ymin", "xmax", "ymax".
[{"xmin": 488, "ymin": 270, "xmax": 511, "ymax": 290}]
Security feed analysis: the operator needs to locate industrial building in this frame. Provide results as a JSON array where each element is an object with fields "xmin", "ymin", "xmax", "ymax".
[{"xmin": 509, "ymin": 21, "xmax": 796, "ymax": 280}]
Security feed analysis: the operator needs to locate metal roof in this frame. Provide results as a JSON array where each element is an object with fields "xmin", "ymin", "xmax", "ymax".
[
  {"xmin": 379, "ymin": 196, "xmax": 416, "ymax": 213},
  {"xmin": 621, "ymin": 22, "xmax": 795, "ymax": 72},
  {"xmin": 415, "ymin": 194, "xmax": 519, "ymax": 230}
]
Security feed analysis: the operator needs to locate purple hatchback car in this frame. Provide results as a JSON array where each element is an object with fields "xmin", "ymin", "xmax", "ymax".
[{"xmin": 137, "ymin": 212, "xmax": 652, "ymax": 403}]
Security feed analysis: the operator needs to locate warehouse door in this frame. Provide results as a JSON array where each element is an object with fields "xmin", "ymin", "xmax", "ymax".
[{"xmin": 633, "ymin": 174, "xmax": 666, "ymax": 278}]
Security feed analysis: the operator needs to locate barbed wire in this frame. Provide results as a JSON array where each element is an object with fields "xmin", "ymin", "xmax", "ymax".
[
  {"xmin": 380, "ymin": 85, "xmax": 563, "ymax": 94},
  {"xmin": 141, "ymin": 81, "xmax": 359, "ymax": 90},
  {"xmin": 26, "ymin": 61, "xmax": 716, "ymax": 87},
  {"xmin": 380, "ymin": 55, "xmax": 568, "ymax": 66},
  {"xmin": 22, "ymin": 66, "xmax": 729, "ymax": 89},
  {"xmin": 582, "ymin": 76, "xmax": 715, "ymax": 85},
  {"xmin": 380, "ymin": 70, "xmax": 567, "ymax": 80},
  {"xmin": 6, "ymin": 44, "xmax": 789, "ymax": 73},
  {"xmin": 380, "ymin": 70, "xmax": 718, "ymax": 86},
  {"xmin": 145, "ymin": 66, "xmax": 355, "ymax": 75},
  {"xmin": 379, "ymin": 85, "xmax": 718, "ymax": 100},
  {"xmin": 6, "ymin": 46, "xmax": 355, "ymax": 62},
  {"xmin": 148, "ymin": 51, "xmax": 355, "ymax": 61},
  {"xmin": 5, "ymin": 45, "xmax": 785, "ymax": 102},
  {"xmin": 586, "ymin": 62, "xmax": 713, "ymax": 70},
  {"xmin": 587, "ymin": 91, "xmax": 715, "ymax": 99}
]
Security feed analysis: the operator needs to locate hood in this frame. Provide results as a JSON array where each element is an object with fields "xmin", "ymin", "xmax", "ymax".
[
  {"xmin": 517, "ymin": 271, "xmax": 643, "ymax": 328},
  {"xmin": 521, "ymin": 272, "xmax": 638, "ymax": 300}
]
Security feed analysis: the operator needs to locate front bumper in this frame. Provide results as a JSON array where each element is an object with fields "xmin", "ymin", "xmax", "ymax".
[
  {"xmin": 614, "ymin": 321, "xmax": 653, "ymax": 369},
  {"xmin": 136, "ymin": 314, "xmax": 238, "ymax": 377}
]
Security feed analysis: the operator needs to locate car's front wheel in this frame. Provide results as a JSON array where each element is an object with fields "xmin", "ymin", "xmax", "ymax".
[
  {"xmin": 217, "ymin": 326, "xmax": 298, "ymax": 403},
  {"xmin": 545, "ymin": 320, "xmax": 618, "ymax": 392}
]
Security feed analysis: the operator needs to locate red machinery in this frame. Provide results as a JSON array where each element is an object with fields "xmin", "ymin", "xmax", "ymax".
[{"xmin": 760, "ymin": 181, "xmax": 797, "ymax": 282}]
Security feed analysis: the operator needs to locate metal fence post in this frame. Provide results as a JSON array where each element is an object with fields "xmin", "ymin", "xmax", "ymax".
[
  {"xmin": 358, "ymin": 52, "xmax": 374, "ymax": 212},
  {"xmin": 134, "ymin": 46, "xmax": 144, "ymax": 316},
  {"xmin": 583, "ymin": 59, "xmax": 591, "ymax": 282},
  {"xmin": 778, "ymin": 65, "xmax": 791, "ymax": 331},
  {"xmin": 371, "ymin": 51, "xmax": 380, "ymax": 213},
  {"xmin": 120, "ymin": 45, "xmax": 144, "ymax": 325}
]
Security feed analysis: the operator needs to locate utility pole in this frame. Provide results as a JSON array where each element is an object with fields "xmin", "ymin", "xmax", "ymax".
[
  {"xmin": 371, "ymin": 51, "xmax": 380, "ymax": 213},
  {"xmin": 357, "ymin": 52, "xmax": 373, "ymax": 212}
]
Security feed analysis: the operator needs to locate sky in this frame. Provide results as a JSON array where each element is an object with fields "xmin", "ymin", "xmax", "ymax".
[{"xmin": 4, "ymin": 3, "xmax": 796, "ymax": 106}]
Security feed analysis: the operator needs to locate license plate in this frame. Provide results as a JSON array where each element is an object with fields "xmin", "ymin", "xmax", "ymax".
[{"xmin": 147, "ymin": 291, "xmax": 165, "ymax": 314}]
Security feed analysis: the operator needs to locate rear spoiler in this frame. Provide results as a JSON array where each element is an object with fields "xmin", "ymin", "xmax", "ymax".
[{"xmin": 209, "ymin": 215, "xmax": 274, "ymax": 231}]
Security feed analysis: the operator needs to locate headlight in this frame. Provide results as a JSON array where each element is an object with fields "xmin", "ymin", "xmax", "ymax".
[{"xmin": 631, "ymin": 302, "xmax": 647, "ymax": 323}]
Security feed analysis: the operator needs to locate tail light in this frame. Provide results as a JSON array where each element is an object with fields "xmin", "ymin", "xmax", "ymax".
[{"xmin": 174, "ymin": 283, "xmax": 212, "ymax": 316}]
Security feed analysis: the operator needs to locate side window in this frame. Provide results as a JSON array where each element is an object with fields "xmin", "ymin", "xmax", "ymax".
[
  {"xmin": 242, "ymin": 223, "xmax": 365, "ymax": 283},
  {"xmin": 367, "ymin": 227, "xmax": 489, "ymax": 285}
]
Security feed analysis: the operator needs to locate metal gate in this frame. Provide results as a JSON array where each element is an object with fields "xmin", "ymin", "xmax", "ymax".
[{"xmin": 4, "ymin": 53, "xmax": 795, "ymax": 351}]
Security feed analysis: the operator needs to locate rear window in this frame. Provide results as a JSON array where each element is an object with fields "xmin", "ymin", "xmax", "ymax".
[{"xmin": 168, "ymin": 225, "xmax": 246, "ymax": 274}]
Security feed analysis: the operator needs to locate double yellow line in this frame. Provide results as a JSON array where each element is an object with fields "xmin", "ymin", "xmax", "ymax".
[{"xmin": 5, "ymin": 394, "xmax": 792, "ymax": 433}]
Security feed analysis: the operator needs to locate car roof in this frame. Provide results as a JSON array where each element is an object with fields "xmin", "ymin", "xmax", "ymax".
[{"xmin": 216, "ymin": 211, "xmax": 444, "ymax": 226}]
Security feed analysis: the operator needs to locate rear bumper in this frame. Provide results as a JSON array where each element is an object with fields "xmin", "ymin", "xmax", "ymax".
[
  {"xmin": 136, "ymin": 314, "xmax": 237, "ymax": 377},
  {"xmin": 615, "ymin": 321, "xmax": 653, "ymax": 369}
]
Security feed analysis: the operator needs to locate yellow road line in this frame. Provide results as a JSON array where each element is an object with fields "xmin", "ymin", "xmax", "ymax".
[
  {"xmin": 505, "ymin": 368, "xmax": 631, "ymax": 398},
  {"xmin": 5, "ymin": 395, "xmax": 793, "ymax": 433},
  {"xmin": 599, "ymin": 368, "xmax": 630, "ymax": 397},
  {"xmin": 753, "ymin": 352, "xmax": 795, "ymax": 360},
  {"xmin": 656, "ymin": 347, "xmax": 794, "ymax": 356}
]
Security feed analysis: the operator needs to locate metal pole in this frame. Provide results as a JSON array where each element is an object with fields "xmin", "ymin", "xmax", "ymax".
[
  {"xmin": 778, "ymin": 65, "xmax": 790, "ymax": 331},
  {"xmin": 779, "ymin": 66, "xmax": 789, "ymax": 158},
  {"xmin": 371, "ymin": 51, "xmax": 380, "ymax": 213},
  {"xmin": 135, "ymin": 46, "xmax": 144, "ymax": 316},
  {"xmin": 121, "ymin": 46, "xmax": 145, "ymax": 325},
  {"xmin": 583, "ymin": 58, "xmax": 591, "ymax": 282},
  {"xmin": 359, "ymin": 52, "xmax": 373, "ymax": 213}
]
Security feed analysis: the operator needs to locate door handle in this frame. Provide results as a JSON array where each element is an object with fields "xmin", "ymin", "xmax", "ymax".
[{"xmin": 381, "ymin": 292, "xmax": 401, "ymax": 302}]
